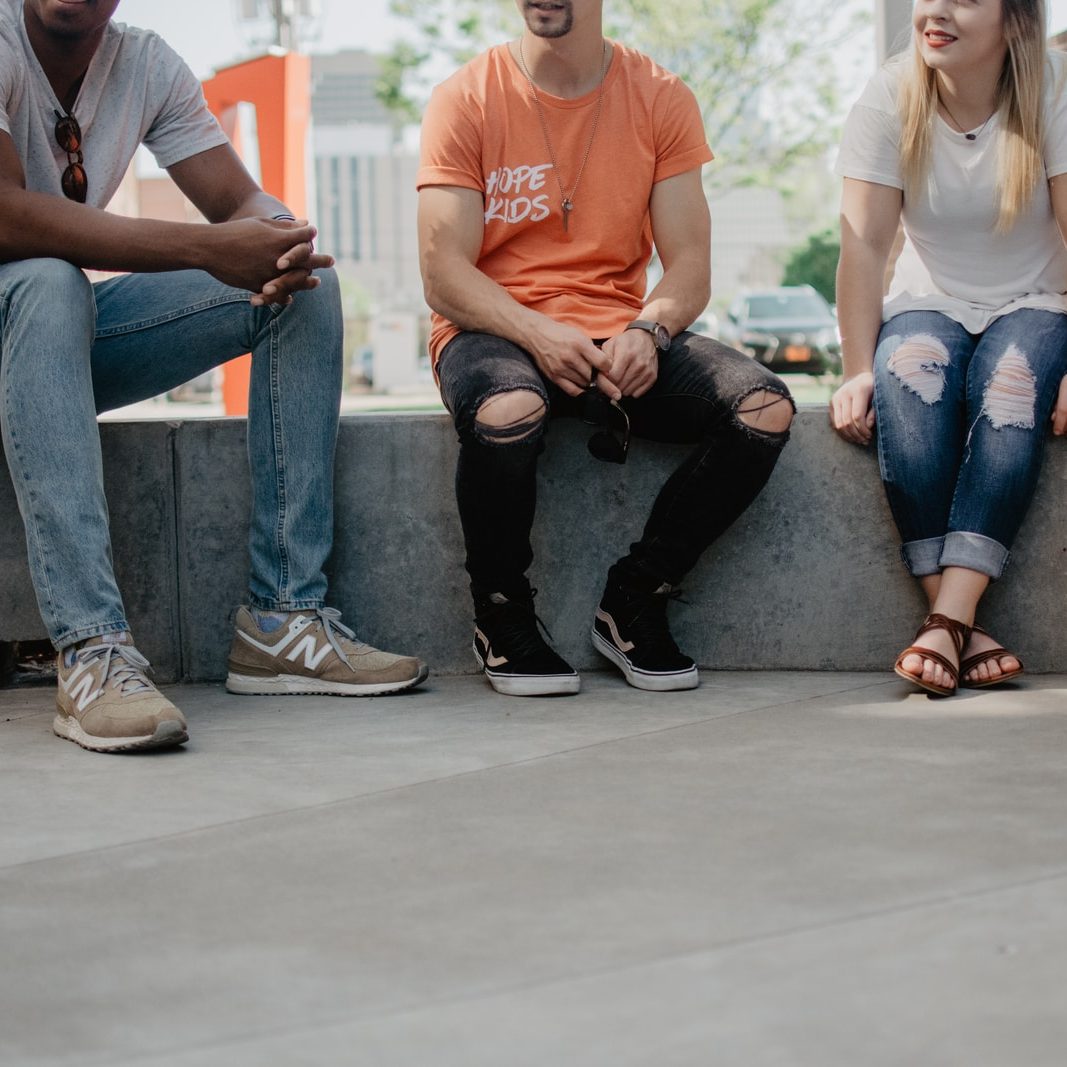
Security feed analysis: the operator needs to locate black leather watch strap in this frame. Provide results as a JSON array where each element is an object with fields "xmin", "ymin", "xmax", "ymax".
[{"xmin": 625, "ymin": 319, "xmax": 671, "ymax": 352}]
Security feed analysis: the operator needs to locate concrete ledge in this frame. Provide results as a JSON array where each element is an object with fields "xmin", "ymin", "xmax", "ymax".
[
  {"xmin": 0, "ymin": 421, "xmax": 180, "ymax": 675},
  {"xmin": 4, "ymin": 407, "xmax": 1067, "ymax": 680}
]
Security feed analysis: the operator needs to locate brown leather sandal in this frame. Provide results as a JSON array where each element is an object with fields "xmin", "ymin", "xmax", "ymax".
[
  {"xmin": 960, "ymin": 624, "xmax": 1024, "ymax": 688},
  {"xmin": 893, "ymin": 613, "xmax": 972, "ymax": 697}
]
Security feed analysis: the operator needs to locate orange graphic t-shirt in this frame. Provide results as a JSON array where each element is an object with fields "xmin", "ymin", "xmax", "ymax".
[{"xmin": 416, "ymin": 41, "xmax": 713, "ymax": 363}]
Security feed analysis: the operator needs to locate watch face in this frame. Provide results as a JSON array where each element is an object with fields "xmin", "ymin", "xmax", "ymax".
[{"xmin": 653, "ymin": 324, "xmax": 671, "ymax": 351}]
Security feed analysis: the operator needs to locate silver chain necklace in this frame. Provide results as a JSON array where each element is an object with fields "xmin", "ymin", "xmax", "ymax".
[{"xmin": 517, "ymin": 37, "xmax": 610, "ymax": 233}]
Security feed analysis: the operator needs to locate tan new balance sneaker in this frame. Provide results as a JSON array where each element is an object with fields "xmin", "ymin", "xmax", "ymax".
[
  {"xmin": 226, "ymin": 606, "xmax": 429, "ymax": 696},
  {"xmin": 55, "ymin": 634, "xmax": 189, "ymax": 753}
]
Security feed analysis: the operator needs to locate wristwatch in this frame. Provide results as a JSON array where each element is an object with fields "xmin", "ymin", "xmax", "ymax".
[{"xmin": 625, "ymin": 319, "xmax": 671, "ymax": 352}]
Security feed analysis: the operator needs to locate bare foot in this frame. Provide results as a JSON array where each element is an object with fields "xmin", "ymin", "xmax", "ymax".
[{"xmin": 960, "ymin": 628, "xmax": 1021, "ymax": 686}]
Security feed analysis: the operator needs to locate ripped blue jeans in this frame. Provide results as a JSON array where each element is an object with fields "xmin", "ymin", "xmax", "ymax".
[{"xmin": 874, "ymin": 308, "xmax": 1067, "ymax": 579}]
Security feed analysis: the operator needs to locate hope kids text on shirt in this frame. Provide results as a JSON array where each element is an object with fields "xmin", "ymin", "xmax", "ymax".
[{"xmin": 484, "ymin": 162, "xmax": 554, "ymax": 225}]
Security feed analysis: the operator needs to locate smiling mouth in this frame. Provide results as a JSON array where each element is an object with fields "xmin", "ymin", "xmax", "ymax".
[{"xmin": 924, "ymin": 30, "xmax": 957, "ymax": 44}]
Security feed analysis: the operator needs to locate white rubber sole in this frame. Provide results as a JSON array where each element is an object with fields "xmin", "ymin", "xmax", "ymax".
[
  {"xmin": 225, "ymin": 665, "xmax": 429, "ymax": 696},
  {"xmin": 473, "ymin": 643, "xmax": 580, "ymax": 697},
  {"xmin": 591, "ymin": 629, "xmax": 699, "ymax": 692},
  {"xmin": 52, "ymin": 714, "xmax": 188, "ymax": 753}
]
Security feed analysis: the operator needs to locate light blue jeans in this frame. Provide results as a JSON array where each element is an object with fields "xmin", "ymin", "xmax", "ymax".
[
  {"xmin": 873, "ymin": 308, "xmax": 1067, "ymax": 580},
  {"xmin": 0, "ymin": 259, "xmax": 342, "ymax": 648}
]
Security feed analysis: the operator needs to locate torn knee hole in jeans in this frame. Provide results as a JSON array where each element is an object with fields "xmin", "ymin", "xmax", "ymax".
[
  {"xmin": 980, "ymin": 345, "xmax": 1036, "ymax": 430},
  {"xmin": 474, "ymin": 394, "xmax": 547, "ymax": 445},
  {"xmin": 887, "ymin": 334, "xmax": 951, "ymax": 404},
  {"xmin": 733, "ymin": 389, "xmax": 794, "ymax": 437}
]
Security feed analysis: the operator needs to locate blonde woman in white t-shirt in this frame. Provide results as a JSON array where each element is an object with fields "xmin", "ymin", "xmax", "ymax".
[{"xmin": 830, "ymin": 0, "xmax": 1067, "ymax": 696}]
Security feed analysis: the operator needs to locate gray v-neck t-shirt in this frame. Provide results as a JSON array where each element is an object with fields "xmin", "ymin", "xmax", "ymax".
[{"xmin": 0, "ymin": 3, "xmax": 228, "ymax": 208}]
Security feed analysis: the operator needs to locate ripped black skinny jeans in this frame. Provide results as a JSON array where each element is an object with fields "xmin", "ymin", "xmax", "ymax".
[{"xmin": 437, "ymin": 330, "xmax": 794, "ymax": 596}]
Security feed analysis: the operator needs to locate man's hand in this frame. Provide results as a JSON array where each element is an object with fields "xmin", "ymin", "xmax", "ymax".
[
  {"xmin": 1051, "ymin": 374, "xmax": 1067, "ymax": 436},
  {"xmin": 830, "ymin": 371, "xmax": 876, "ymax": 445},
  {"xmin": 201, "ymin": 217, "xmax": 332, "ymax": 304},
  {"xmin": 250, "ymin": 220, "xmax": 334, "ymax": 307},
  {"xmin": 600, "ymin": 328, "xmax": 659, "ymax": 397},
  {"xmin": 525, "ymin": 317, "xmax": 618, "ymax": 398}
]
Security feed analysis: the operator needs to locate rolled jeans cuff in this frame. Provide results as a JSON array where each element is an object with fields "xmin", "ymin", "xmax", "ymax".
[
  {"xmin": 938, "ymin": 531, "xmax": 1011, "ymax": 580},
  {"xmin": 899, "ymin": 536, "xmax": 944, "ymax": 577}
]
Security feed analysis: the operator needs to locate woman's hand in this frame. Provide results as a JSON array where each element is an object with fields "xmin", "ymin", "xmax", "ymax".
[
  {"xmin": 830, "ymin": 371, "xmax": 876, "ymax": 445},
  {"xmin": 1051, "ymin": 374, "xmax": 1067, "ymax": 436}
]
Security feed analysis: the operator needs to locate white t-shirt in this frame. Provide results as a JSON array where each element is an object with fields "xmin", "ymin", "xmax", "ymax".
[
  {"xmin": 835, "ymin": 51, "xmax": 1067, "ymax": 332},
  {"xmin": 0, "ymin": 3, "xmax": 228, "ymax": 209}
]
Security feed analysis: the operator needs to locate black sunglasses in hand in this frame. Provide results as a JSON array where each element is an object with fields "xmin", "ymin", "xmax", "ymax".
[{"xmin": 582, "ymin": 382, "xmax": 630, "ymax": 464}]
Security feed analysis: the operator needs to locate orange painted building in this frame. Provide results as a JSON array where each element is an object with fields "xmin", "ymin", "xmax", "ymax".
[{"xmin": 202, "ymin": 52, "xmax": 312, "ymax": 415}]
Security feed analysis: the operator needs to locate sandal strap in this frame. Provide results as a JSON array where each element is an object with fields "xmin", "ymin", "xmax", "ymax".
[
  {"xmin": 895, "ymin": 643, "xmax": 960, "ymax": 687},
  {"xmin": 912, "ymin": 613, "xmax": 971, "ymax": 658},
  {"xmin": 960, "ymin": 644, "xmax": 1023, "ymax": 676}
]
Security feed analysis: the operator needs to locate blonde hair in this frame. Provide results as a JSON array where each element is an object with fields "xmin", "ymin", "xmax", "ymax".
[{"xmin": 898, "ymin": 0, "xmax": 1047, "ymax": 231}]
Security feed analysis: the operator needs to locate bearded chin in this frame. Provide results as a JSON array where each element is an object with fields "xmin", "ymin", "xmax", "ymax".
[{"xmin": 525, "ymin": 4, "xmax": 574, "ymax": 38}]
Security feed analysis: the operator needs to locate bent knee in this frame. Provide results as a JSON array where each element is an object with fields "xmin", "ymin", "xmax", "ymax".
[
  {"xmin": 4, "ymin": 258, "xmax": 91, "ymax": 300},
  {"xmin": 0, "ymin": 259, "xmax": 93, "ymax": 334},
  {"xmin": 735, "ymin": 387, "xmax": 794, "ymax": 435},
  {"xmin": 885, "ymin": 333, "xmax": 952, "ymax": 404},
  {"xmin": 474, "ymin": 389, "xmax": 547, "ymax": 444},
  {"xmin": 981, "ymin": 345, "xmax": 1037, "ymax": 430}
]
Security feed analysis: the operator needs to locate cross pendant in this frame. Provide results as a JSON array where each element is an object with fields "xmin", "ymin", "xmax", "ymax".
[{"xmin": 562, "ymin": 198, "xmax": 573, "ymax": 232}]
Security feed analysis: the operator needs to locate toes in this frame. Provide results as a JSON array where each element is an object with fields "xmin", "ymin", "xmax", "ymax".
[
  {"xmin": 922, "ymin": 659, "xmax": 946, "ymax": 687},
  {"xmin": 900, "ymin": 653, "xmax": 924, "ymax": 678}
]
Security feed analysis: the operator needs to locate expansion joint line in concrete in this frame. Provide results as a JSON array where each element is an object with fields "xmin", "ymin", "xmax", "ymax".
[
  {"xmin": 0, "ymin": 676, "xmax": 900, "ymax": 875},
  {"xmin": 97, "ymin": 864, "xmax": 1067, "ymax": 1066}
]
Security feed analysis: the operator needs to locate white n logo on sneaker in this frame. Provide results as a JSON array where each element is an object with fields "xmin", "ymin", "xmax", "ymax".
[
  {"xmin": 285, "ymin": 633, "xmax": 333, "ymax": 671},
  {"xmin": 61, "ymin": 661, "xmax": 103, "ymax": 712}
]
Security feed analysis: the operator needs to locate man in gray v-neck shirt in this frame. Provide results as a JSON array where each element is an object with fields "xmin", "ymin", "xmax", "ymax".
[{"xmin": 0, "ymin": 0, "xmax": 428, "ymax": 755}]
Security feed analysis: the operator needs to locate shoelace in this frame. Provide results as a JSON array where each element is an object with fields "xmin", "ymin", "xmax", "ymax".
[
  {"xmin": 76, "ymin": 642, "xmax": 154, "ymax": 695},
  {"xmin": 484, "ymin": 590, "xmax": 556, "ymax": 660},
  {"xmin": 311, "ymin": 606, "xmax": 369, "ymax": 666},
  {"xmin": 618, "ymin": 587, "xmax": 685, "ymax": 658}
]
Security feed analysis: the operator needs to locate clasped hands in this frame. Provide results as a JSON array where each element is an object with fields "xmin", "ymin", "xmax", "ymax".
[
  {"xmin": 531, "ymin": 318, "xmax": 659, "ymax": 400},
  {"xmin": 250, "ymin": 217, "xmax": 335, "ymax": 307},
  {"xmin": 208, "ymin": 216, "xmax": 334, "ymax": 307}
]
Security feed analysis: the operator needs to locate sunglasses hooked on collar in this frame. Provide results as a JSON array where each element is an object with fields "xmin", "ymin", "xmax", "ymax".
[{"xmin": 53, "ymin": 109, "xmax": 87, "ymax": 203}]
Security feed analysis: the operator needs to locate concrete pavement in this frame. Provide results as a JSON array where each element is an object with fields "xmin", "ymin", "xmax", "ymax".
[{"xmin": 3, "ymin": 670, "xmax": 1067, "ymax": 1065}]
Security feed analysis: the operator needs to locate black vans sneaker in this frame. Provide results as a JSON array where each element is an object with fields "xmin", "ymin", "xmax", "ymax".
[
  {"xmin": 473, "ymin": 590, "xmax": 580, "ymax": 696},
  {"xmin": 592, "ymin": 574, "xmax": 699, "ymax": 691}
]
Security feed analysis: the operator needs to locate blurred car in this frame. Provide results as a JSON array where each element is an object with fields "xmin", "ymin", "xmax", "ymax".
[
  {"xmin": 688, "ymin": 308, "xmax": 720, "ymax": 338},
  {"xmin": 721, "ymin": 286, "xmax": 841, "ymax": 375}
]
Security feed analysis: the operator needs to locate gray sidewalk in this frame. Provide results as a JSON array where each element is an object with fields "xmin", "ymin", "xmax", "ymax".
[{"xmin": 2, "ymin": 671, "xmax": 1066, "ymax": 1066}]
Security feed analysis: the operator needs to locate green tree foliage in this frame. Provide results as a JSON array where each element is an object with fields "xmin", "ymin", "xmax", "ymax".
[
  {"xmin": 781, "ymin": 229, "xmax": 839, "ymax": 304},
  {"xmin": 380, "ymin": 0, "xmax": 867, "ymax": 193}
]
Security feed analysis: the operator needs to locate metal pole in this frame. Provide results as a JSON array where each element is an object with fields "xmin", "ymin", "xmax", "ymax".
[
  {"xmin": 876, "ymin": 0, "xmax": 912, "ymax": 62},
  {"xmin": 269, "ymin": 0, "xmax": 296, "ymax": 49}
]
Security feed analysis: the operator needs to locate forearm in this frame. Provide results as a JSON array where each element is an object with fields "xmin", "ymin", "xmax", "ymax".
[
  {"xmin": 836, "ymin": 238, "xmax": 888, "ymax": 378},
  {"xmin": 224, "ymin": 189, "xmax": 293, "ymax": 223},
  {"xmin": 0, "ymin": 187, "xmax": 213, "ymax": 273},
  {"xmin": 640, "ymin": 252, "xmax": 710, "ymax": 337},
  {"xmin": 422, "ymin": 251, "xmax": 552, "ymax": 351}
]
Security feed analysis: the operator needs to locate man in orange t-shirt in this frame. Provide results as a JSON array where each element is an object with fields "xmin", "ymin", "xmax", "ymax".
[{"xmin": 417, "ymin": 0, "xmax": 794, "ymax": 697}]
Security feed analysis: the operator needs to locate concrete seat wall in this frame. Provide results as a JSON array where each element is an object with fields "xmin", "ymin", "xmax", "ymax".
[{"xmin": 3, "ymin": 409, "xmax": 1066, "ymax": 682}]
